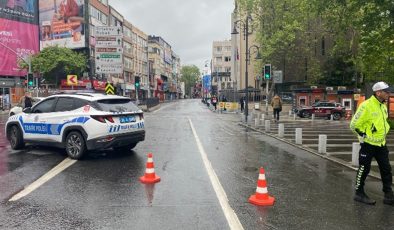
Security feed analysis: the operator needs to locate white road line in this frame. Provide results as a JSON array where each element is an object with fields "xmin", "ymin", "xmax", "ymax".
[
  {"xmin": 188, "ymin": 118, "xmax": 244, "ymax": 230},
  {"xmin": 9, "ymin": 158, "xmax": 77, "ymax": 202}
]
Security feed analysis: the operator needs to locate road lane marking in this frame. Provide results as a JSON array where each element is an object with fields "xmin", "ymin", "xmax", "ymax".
[
  {"xmin": 8, "ymin": 158, "xmax": 77, "ymax": 202},
  {"xmin": 188, "ymin": 118, "xmax": 244, "ymax": 230}
]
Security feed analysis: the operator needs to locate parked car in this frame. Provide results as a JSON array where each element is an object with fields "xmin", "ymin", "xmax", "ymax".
[
  {"xmin": 296, "ymin": 101, "xmax": 346, "ymax": 120},
  {"xmin": 8, "ymin": 97, "xmax": 45, "ymax": 116},
  {"xmin": 5, "ymin": 93, "xmax": 145, "ymax": 159}
]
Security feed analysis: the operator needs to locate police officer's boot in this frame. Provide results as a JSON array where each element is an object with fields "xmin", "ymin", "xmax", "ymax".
[
  {"xmin": 354, "ymin": 191, "xmax": 376, "ymax": 205},
  {"xmin": 383, "ymin": 191, "xmax": 394, "ymax": 205}
]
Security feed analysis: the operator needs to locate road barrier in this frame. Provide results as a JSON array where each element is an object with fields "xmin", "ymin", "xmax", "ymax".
[
  {"xmin": 255, "ymin": 118, "xmax": 260, "ymax": 126},
  {"xmin": 140, "ymin": 153, "xmax": 161, "ymax": 184},
  {"xmin": 318, "ymin": 135, "xmax": 327, "ymax": 154},
  {"xmin": 296, "ymin": 128, "xmax": 303, "ymax": 145},
  {"xmin": 278, "ymin": 124, "xmax": 284, "ymax": 138},
  {"xmin": 352, "ymin": 142, "xmax": 360, "ymax": 167},
  {"xmin": 249, "ymin": 167, "xmax": 275, "ymax": 206},
  {"xmin": 265, "ymin": 120, "xmax": 271, "ymax": 132}
]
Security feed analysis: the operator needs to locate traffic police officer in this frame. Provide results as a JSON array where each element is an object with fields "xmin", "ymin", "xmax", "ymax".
[{"xmin": 350, "ymin": 81, "xmax": 394, "ymax": 205}]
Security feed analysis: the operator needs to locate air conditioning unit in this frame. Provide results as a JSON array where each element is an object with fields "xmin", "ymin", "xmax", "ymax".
[
  {"xmin": 326, "ymin": 87, "xmax": 334, "ymax": 91},
  {"xmin": 310, "ymin": 86, "xmax": 318, "ymax": 89}
]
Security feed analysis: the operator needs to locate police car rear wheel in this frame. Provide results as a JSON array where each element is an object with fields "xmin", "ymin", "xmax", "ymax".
[
  {"xmin": 65, "ymin": 131, "xmax": 86, "ymax": 159},
  {"xmin": 9, "ymin": 125, "xmax": 24, "ymax": 150}
]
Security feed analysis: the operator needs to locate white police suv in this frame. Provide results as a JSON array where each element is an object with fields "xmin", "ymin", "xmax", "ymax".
[{"xmin": 5, "ymin": 93, "xmax": 145, "ymax": 159}]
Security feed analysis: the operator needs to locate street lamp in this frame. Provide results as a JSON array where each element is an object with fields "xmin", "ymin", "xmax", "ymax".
[{"xmin": 232, "ymin": 14, "xmax": 262, "ymax": 122}]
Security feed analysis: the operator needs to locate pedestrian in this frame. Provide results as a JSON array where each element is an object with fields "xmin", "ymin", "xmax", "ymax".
[
  {"xmin": 19, "ymin": 92, "xmax": 33, "ymax": 109},
  {"xmin": 240, "ymin": 96, "xmax": 245, "ymax": 113},
  {"xmin": 271, "ymin": 94, "xmax": 282, "ymax": 121},
  {"xmin": 222, "ymin": 96, "xmax": 227, "ymax": 111},
  {"xmin": 350, "ymin": 81, "xmax": 394, "ymax": 205},
  {"xmin": 211, "ymin": 95, "xmax": 218, "ymax": 110}
]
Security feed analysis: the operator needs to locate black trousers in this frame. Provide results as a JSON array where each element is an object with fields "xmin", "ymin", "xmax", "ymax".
[
  {"xmin": 355, "ymin": 142, "xmax": 393, "ymax": 193},
  {"xmin": 273, "ymin": 108, "xmax": 280, "ymax": 121}
]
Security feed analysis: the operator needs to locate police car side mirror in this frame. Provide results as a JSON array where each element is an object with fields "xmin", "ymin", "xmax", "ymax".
[{"xmin": 23, "ymin": 107, "xmax": 32, "ymax": 113}]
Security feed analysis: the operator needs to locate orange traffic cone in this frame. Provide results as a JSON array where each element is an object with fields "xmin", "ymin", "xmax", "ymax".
[
  {"xmin": 139, "ymin": 153, "xmax": 161, "ymax": 184},
  {"xmin": 249, "ymin": 167, "xmax": 275, "ymax": 206}
]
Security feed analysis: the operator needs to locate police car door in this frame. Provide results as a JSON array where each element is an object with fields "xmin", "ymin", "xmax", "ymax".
[
  {"xmin": 22, "ymin": 97, "xmax": 57, "ymax": 141},
  {"xmin": 46, "ymin": 97, "xmax": 78, "ymax": 143}
]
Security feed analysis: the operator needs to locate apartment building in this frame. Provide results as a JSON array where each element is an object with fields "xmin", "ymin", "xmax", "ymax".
[
  {"xmin": 148, "ymin": 35, "xmax": 177, "ymax": 101},
  {"xmin": 212, "ymin": 40, "xmax": 232, "ymax": 95}
]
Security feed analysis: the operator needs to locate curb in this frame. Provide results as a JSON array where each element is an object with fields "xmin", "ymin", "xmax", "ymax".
[{"xmin": 239, "ymin": 122, "xmax": 389, "ymax": 183}]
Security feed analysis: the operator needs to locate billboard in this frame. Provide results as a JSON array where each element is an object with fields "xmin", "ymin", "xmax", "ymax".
[
  {"xmin": 39, "ymin": 0, "xmax": 85, "ymax": 49},
  {"xmin": 0, "ymin": 18, "xmax": 39, "ymax": 76},
  {"xmin": 0, "ymin": 0, "xmax": 38, "ymax": 24}
]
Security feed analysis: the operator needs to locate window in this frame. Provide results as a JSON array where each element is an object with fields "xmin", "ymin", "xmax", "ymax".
[
  {"xmin": 224, "ymin": 56, "xmax": 231, "ymax": 62},
  {"xmin": 215, "ymin": 57, "xmax": 222, "ymax": 62},
  {"xmin": 32, "ymin": 98, "xmax": 56, "ymax": 113},
  {"xmin": 216, "ymin": 46, "xmax": 222, "ymax": 52},
  {"xmin": 225, "ymin": 67, "xmax": 231, "ymax": 72},
  {"xmin": 74, "ymin": 99, "xmax": 89, "ymax": 109},
  {"xmin": 54, "ymin": 98, "xmax": 75, "ymax": 112},
  {"xmin": 93, "ymin": 99, "xmax": 140, "ymax": 112}
]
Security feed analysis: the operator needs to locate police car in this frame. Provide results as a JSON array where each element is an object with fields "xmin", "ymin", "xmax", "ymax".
[{"xmin": 5, "ymin": 93, "xmax": 145, "ymax": 159}]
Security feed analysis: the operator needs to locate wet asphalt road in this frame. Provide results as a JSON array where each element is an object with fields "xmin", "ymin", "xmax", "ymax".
[{"xmin": 0, "ymin": 99, "xmax": 394, "ymax": 230}]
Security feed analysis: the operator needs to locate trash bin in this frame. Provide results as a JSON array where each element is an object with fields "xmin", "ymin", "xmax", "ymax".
[{"xmin": 254, "ymin": 103, "xmax": 260, "ymax": 110}]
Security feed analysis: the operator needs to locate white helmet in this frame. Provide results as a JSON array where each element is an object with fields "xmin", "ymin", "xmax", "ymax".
[{"xmin": 372, "ymin": 81, "xmax": 389, "ymax": 92}]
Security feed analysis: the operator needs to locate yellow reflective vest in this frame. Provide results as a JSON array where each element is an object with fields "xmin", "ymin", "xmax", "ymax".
[{"xmin": 350, "ymin": 95, "xmax": 390, "ymax": 146}]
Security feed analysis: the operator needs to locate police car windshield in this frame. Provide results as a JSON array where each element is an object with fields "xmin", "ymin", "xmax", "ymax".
[{"xmin": 95, "ymin": 99, "xmax": 140, "ymax": 112}]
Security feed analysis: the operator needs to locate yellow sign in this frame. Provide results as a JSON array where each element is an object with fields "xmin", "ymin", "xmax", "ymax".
[
  {"xmin": 219, "ymin": 102, "xmax": 225, "ymax": 109},
  {"xmin": 354, "ymin": 94, "xmax": 360, "ymax": 101},
  {"xmin": 67, "ymin": 75, "xmax": 78, "ymax": 86},
  {"xmin": 105, "ymin": 82, "xmax": 115, "ymax": 94},
  {"xmin": 225, "ymin": 102, "xmax": 231, "ymax": 109}
]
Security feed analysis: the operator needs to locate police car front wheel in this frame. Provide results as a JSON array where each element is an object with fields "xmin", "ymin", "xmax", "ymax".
[
  {"xmin": 9, "ymin": 125, "xmax": 24, "ymax": 150},
  {"xmin": 65, "ymin": 131, "xmax": 86, "ymax": 159}
]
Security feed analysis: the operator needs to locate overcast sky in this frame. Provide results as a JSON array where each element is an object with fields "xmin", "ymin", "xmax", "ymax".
[{"xmin": 109, "ymin": 0, "xmax": 234, "ymax": 71}]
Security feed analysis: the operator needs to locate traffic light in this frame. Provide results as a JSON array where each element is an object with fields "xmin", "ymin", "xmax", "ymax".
[
  {"xmin": 264, "ymin": 64, "xmax": 271, "ymax": 79},
  {"xmin": 27, "ymin": 73, "xmax": 34, "ymax": 87},
  {"xmin": 135, "ymin": 76, "xmax": 140, "ymax": 89}
]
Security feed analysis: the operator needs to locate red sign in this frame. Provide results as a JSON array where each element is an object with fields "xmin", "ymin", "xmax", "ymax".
[{"xmin": 61, "ymin": 80, "xmax": 106, "ymax": 90}]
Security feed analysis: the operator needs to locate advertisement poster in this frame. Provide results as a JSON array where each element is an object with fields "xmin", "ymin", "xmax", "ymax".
[
  {"xmin": 0, "ymin": 0, "xmax": 38, "ymax": 24},
  {"xmin": 0, "ymin": 18, "xmax": 39, "ymax": 76},
  {"xmin": 39, "ymin": 0, "xmax": 85, "ymax": 50}
]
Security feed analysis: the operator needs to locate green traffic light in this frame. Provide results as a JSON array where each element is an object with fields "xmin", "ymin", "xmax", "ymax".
[{"xmin": 28, "ymin": 81, "xmax": 33, "ymax": 86}]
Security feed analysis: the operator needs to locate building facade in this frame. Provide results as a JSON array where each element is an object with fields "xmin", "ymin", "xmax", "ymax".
[{"xmin": 212, "ymin": 40, "xmax": 232, "ymax": 95}]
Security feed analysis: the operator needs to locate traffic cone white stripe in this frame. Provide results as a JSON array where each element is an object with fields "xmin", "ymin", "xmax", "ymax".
[
  {"xmin": 258, "ymin": 174, "xmax": 266, "ymax": 180},
  {"xmin": 147, "ymin": 158, "xmax": 153, "ymax": 163},
  {"xmin": 256, "ymin": 187, "xmax": 268, "ymax": 194},
  {"xmin": 145, "ymin": 168, "xmax": 155, "ymax": 173}
]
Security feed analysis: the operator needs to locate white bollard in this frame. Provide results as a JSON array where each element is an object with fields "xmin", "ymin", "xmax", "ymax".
[
  {"xmin": 311, "ymin": 113, "xmax": 315, "ymax": 121},
  {"xmin": 289, "ymin": 110, "xmax": 292, "ymax": 116},
  {"xmin": 265, "ymin": 120, "xmax": 271, "ymax": 132},
  {"xmin": 352, "ymin": 142, "xmax": 360, "ymax": 167},
  {"xmin": 261, "ymin": 114, "xmax": 265, "ymax": 121},
  {"xmin": 295, "ymin": 128, "xmax": 302, "ymax": 145},
  {"xmin": 278, "ymin": 124, "xmax": 284, "ymax": 138},
  {"xmin": 330, "ymin": 114, "xmax": 334, "ymax": 121},
  {"xmin": 255, "ymin": 118, "xmax": 260, "ymax": 126},
  {"xmin": 318, "ymin": 135, "xmax": 327, "ymax": 154},
  {"xmin": 293, "ymin": 113, "xmax": 296, "ymax": 120}
]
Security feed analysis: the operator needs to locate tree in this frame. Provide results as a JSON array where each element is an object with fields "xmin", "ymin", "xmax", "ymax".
[
  {"xmin": 20, "ymin": 46, "xmax": 87, "ymax": 86},
  {"xmin": 180, "ymin": 65, "xmax": 200, "ymax": 97}
]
